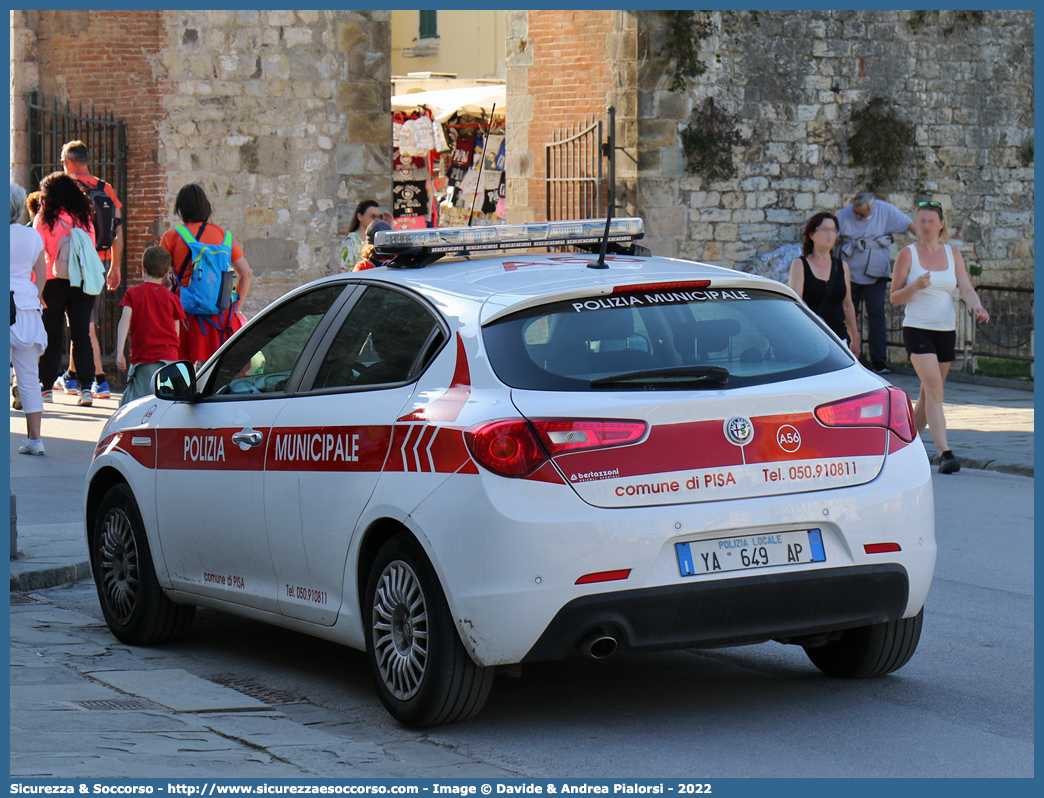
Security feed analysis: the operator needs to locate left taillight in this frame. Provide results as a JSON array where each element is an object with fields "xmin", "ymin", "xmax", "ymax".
[
  {"xmin": 814, "ymin": 387, "xmax": 916, "ymax": 443},
  {"xmin": 464, "ymin": 418, "xmax": 648, "ymax": 478},
  {"xmin": 464, "ymin": 419, "xmax": 547, "ymax": 477}
]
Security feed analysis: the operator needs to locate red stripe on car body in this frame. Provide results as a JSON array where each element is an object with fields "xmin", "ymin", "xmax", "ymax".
[
  {"xmin": 155, "ymin": 428, "xmax": 267, "ymax": 471},
  {"xmin": 551, "ymin": 414, "xmax": 886, "ymax": 477},
  {"xmin": 397, "ymin": 333, "xmax": 471, "ymax": 423},
  {"xmin": 264, "ymin": 425, "xmax": 390, "ymax": 473},
  {"xmin": 741, "ymin": 414, "xmax": 886, "ymax": 464},
  {"xmin": 552, "ymin": 419, "xmax": 741, "ymax": 479}
]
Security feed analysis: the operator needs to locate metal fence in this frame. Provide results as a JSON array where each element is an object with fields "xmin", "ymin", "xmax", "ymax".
[
  {"xmin": 546, "ymin": 116, "xmax": 603, "ymax": 222},
  {"xmin": 968, "ymin": 285, "xmax": 1035, "ymax": 362},
  {"xmin": 869, "ymin": 284, "xmax": 1034, "ymax": 373},
  {"xmin": 27, "ymin": 90, "xmax": 128, "ymax": 376}
]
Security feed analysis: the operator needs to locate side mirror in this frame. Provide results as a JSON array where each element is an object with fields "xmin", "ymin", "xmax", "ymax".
[{"xmin": 153, "ymin": 361, "xmax": 197, "ymax": 401}]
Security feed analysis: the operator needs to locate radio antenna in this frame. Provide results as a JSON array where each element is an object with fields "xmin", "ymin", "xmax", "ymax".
[
  {"xmin": 587, "ymin": 202, "xmax": 615, "ymax": 269},
  {"xmin": 468, "ymin": 103, "xmax": 497, "ymax": 227}
]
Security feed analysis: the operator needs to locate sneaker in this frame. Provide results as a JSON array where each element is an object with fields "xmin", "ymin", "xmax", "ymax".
[
  {"xmin": 870, "ymin": 363, "xmax": 891, "ymax": 375},
  {"xmin": 11, "ymin": 384, "xmax": 21, "ymax": 411},
  {"xmin": 52, "ymin": 371, "xmax": 68, "ymax": 392},
  {"xmin": 40, "ymin": 388, "xmax": 54, "ymax": 403},
  {"xmin": 18, "ymin": 439, "xmax": 45, "ymax": 456},
  {"xmin": 77, "ymin": 389, "xmax": 94, "ymax": 407},
  {"xmin": 61, "ymin": 377, "xmax": 79, "ymax": 395},
  {"xmin": 938, "ymin": 450, "xmax": 961, "ymax": 474},
  {"xmin": 91, "ymin": 380, "xmax": 111, "ymax": 399}
]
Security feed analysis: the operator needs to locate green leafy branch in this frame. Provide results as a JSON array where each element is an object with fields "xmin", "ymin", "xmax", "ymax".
[
  {"xmin": 681, "ymin": 97, "xmax": 748, "ymax": 182},
  {"xmin": 846, "ymin": 97, "xmax": 920, "ymax": 191}
]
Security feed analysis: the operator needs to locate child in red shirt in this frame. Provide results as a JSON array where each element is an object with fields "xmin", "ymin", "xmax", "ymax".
[{"xmin": 116, "ymin": 246, "xmax": 187, "ymax": 406}]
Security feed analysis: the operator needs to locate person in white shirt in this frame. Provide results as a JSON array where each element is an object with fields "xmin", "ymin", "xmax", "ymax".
[
  {"xmin": 890, "ymin": 200, "xmax": 989, "ymax": 474},
  {"xmin": 9, "ymin": 182, "xmax": 48, "ymax": 454}
]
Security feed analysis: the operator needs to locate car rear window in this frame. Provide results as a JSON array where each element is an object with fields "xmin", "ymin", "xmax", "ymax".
[{"xmin": 482, "ymin": 286, "xmax": 853, "ymax": 391}]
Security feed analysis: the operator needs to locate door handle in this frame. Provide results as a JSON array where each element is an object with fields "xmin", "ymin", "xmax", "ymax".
[{"xmin": 231, "ymin": 430, "xmax": 263, "ymax": 448}]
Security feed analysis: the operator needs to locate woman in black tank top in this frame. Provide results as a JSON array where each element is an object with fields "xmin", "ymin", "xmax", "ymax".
[{"xmin": 788, "ymin": 211, "xmax": 860, "ymax": 357}]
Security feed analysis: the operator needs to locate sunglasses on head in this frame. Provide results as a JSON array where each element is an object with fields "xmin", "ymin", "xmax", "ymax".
[{"xmin": 917, "ymin": 201, "xmax": 942, "ymax": 208}]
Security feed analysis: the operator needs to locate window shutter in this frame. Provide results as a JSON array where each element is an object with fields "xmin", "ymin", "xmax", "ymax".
[{"xmin": 419, "ymin": 10, "xmax": 438, "ymax": 40}]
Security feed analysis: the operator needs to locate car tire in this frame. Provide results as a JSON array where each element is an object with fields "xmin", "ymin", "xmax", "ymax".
[
  {"xmin": 91, "ymin": 483, "xmax": 195, "ymax": 645},
  {"xmin": 804, "ymin": 608, "xmax": 923, "ymax": 679},
  {"xmin": 364, "ymin": 534, "xmax": 494, "ymax": 727}
]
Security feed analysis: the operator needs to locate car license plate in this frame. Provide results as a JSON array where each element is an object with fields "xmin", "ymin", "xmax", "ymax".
[{"xmin": 676, "ymin": 529, "xmax": 826, "ymax": 577}]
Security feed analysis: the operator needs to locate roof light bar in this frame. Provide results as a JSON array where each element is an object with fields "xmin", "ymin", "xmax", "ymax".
[{"xmin": 375, "ymin": 217, "xmax": 644, "ymax": 256}]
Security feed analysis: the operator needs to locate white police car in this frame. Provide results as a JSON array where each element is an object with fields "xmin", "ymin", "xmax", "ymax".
[{"xmin": 86, "ymin": 218, "xmax": 935, "ymax": 727}]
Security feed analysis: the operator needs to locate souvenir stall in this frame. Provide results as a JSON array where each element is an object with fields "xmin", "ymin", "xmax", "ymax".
[{"xmin": 390, "ymin": 84, "xmax": 506, "ymax": 229}]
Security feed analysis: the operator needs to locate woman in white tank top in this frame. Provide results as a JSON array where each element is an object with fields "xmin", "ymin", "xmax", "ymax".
[{"xmin": 890, "ymin": 202, "xmax": 989, "ymax": 474}]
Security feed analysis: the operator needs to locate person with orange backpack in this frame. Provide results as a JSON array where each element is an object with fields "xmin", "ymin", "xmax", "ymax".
[
  {"xmin": 159, "ymin": 184, "xmax": 253, "ymax": 366},
  {"xmin": 56, "ymin": 140, "xmax": 121, "ymax": 399}
]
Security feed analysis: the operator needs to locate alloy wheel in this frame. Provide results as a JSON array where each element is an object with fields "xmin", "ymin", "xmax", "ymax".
[
  {"xmin": 371, "ymin": 560, "xmax": 429, "ymax": 700},
  {"xmin": 98, "ymin": 507, "xmax": 139, "ymax": 625}
]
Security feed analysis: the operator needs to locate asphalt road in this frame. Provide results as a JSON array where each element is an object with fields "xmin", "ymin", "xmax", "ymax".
[{"xmin": 28, "ymin": 467, "xmax": 1033, "ymax": 778}]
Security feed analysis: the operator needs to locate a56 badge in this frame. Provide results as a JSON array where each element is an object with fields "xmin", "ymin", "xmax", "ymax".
[{"xmin": 776, "ymin": 424, "xmax": 801, "ymax": 452}]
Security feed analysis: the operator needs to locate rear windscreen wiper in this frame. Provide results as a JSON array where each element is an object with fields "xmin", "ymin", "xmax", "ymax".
[{"xmin": 590, "ymin": 365, "xmax": 729, "ymax": 386}]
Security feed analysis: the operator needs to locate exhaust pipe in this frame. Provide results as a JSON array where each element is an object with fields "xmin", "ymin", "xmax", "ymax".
[{"xmin": 578, "ymin": 630, "xmax": 618, "ymax": 659}]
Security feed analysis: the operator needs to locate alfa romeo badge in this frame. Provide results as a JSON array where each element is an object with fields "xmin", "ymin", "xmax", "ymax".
[{"xmin": 724, "ymin": 416, "xmax": 754, "ymax": 445}]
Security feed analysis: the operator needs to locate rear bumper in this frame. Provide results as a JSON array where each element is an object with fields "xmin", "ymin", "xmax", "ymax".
[{"xmin": 521, "ymin": 563, "xmax": 909, "ymax": 662}]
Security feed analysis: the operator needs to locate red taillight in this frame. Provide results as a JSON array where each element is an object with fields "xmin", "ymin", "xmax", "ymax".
[
  {"xmin": 464, "ymin": 418, "xmax": 649, "ymax": 478},
  {"xmin": 464, "ymin": 419, "xmax": 547, "ymax": 477},
  {"xmin": 814, "ymin": 387, "xmax": 916, "ymax": 442},
  {"xmin": 575, "ymin": 568, "xmax": 632, "ymax": 585},
  {"xmin": 611, "ymin": 280, "xmax": 711, "ymax": 294},
  {"xmin": 530, "ymin": 418, "xmax": 648, "ymax": 455},
  {"xmin": 864, "ymin": 543, "xmax": 902, "ymax": 554},
  {"xmin": 887, "ymin": 386, "xmax": 916, "ymax": 442}
]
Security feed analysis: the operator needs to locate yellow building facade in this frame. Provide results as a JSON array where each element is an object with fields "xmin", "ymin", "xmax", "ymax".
[{"xmin": 391, "ymin": 9, "xmax": 506, "ymax": 80}]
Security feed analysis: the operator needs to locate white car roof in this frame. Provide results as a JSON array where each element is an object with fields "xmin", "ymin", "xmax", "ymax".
[{"xmin": 348, "ymin": 254, "xmax": 798, "ymax": 325}]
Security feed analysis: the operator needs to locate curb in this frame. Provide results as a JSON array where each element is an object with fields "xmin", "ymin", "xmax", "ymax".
[
  {"xmin": 10, "ymin": 560, "xmax": 92, "ymax": 593},
  {"xmin": 927, "ymin": 452, "xmax": 1033, "ymax": 478}
]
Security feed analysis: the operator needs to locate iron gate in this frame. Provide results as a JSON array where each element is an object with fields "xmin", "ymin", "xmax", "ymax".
[
  {"xmin": 870, "ymin": 285, "xmax": 1034, "ymax": 374},
  {"xmin": 546, "ymin": 106, "xmax": 617, "ymax": 221},
  {"xmin": 27, "ymin": 90, "xmax": 128, "ymax": 376}
]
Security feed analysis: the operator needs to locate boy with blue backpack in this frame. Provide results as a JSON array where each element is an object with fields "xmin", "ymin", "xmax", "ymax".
[{"xmin": 159, "ymin": 184, "xmax": 253, "ymax": 365}]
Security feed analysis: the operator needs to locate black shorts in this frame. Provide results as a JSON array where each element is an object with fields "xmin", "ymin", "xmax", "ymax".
[{"xmin": 903, "ymin": 327, "xmax": 956, "ymax": 363}]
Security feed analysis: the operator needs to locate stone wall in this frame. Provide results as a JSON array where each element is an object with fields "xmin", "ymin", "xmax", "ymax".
[
  {"xmin": 158, "ymin": 10, "xmax": 391, "ymax": 312},
  {"xmin": 513, "ymin": 9, "xmax": 1034, "ymax": 286},
  {"xmin": 13, "ymin": 10, "xmax": 392, "ymax": 315}
]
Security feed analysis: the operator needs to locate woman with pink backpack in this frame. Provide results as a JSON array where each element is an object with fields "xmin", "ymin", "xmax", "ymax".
[{"xmin": 32, "ymin": 172, "xmax": 99, "ymax": 407}]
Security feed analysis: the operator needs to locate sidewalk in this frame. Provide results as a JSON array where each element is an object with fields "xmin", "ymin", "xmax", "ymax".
[
  {"xmin": 884, "ymin": 370, "xmax": 1034, "ymax": 477},
  {"xmin": 10, "ymin": 373, "xmax": 1034, "ymax": 594}
]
